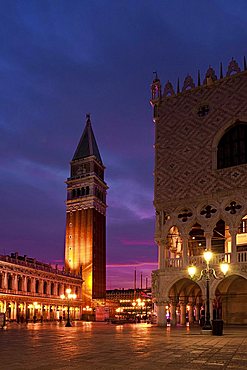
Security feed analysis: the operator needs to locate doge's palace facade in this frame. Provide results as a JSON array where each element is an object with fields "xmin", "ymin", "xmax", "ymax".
[{"xmin": 151, "ymin": 59, "xmax": 247, "ymax": 326}]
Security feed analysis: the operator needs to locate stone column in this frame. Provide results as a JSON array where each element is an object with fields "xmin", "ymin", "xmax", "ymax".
[
  {"xmin": 10, "ymin": 303, "xmax": 15, "ymax": 320},
  {"xmin": 13, "ymin": 302, "xmax": 17, "ymax": 320},
  {"xmin": 229, "ymin": 227, "xmax": 238, "ymax": 263},
  {"xmin": 180, "ymin": 302, "xmax": 186, "ymax": 325},
  {"xmin": 54, "ymin": 283, "xmax": 58, "ymax": 296},
  {"xmin": 47, "ymin": 305, "xmax": 50, "ymax": 320},
  {"xmin": 158, "ymin": 240, "xmax": 165, "ymax": 269},
  {"xmin": 204, "ymin": 231, "xmax": 213, "ymax": 250},
  {"xmin": 23, "ymin": 302, "xmax": 27, "ymax": 318},
  {"xmin": 13, "ymin": 275, "xmax": 18, "ymax": 291},
  {"xmin": 170, "ymin": 301, "xmax": 177, "ymax": 326},
  {"xmin": 195, "ymin": 304, "xmax": 200, "ymax": 322},
  {"xmin": 182, "ymin": 235, "xmax": 189, "ymax": 265},
  {"xmin": 31, "ymin": 278, "xmax": 35, "ymax": 293},
  {"xmin": 188, "ymin": 304, "xmax": 194, "ymax": 323},
  {"xmin": 3, "ymin": 272, "xmax": 7, "ymax": 289},
  {"xmin": 156, "ymin": 303, "xmax": 166, "ymax": 326}
]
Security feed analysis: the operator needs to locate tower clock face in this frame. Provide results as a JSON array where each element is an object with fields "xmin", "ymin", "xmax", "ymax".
[{"xmin": 72, "ymin": 165, "xmax": 86, "ymax": 177}]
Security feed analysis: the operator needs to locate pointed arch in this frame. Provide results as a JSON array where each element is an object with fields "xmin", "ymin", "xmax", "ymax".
[{"xmin": 217, "ymin": 122, "xmax": 247, "ymax": 169}]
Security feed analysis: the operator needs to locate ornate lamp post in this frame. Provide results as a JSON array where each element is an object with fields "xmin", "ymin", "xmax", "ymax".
[
  {"xmin": 60, "ymin": 288, "xmax": 77, "ymax": 327},
  {"xmin": 188, "ymin": 250, "xmax": 229, "ymax": 332}
]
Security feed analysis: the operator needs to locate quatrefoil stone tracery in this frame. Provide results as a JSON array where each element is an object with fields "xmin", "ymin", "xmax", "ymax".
[
  {"xmin": 200, "ymin": 205, "xmax": 217, "ymax": 218},
  {"xmin": 225, "ymin": 201, "xmax": 242, "ymax": 215},
  {"xmin": 178, "ymin": 210, "xmax": 193, "ymax": 222}
]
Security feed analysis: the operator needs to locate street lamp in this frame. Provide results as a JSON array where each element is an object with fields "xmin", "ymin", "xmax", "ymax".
[
  {"xmin": 188, "ymin": 250, "xmax": 229, "ymax": 331},
  {"xmin": 60, "ymin": 288, "xmax": 77, "ymax": 327}
]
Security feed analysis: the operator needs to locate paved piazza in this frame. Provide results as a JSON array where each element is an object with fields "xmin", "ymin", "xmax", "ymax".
[{"xmin": 0, "ymin": 322, "xmax": 246, "ymax": 369}]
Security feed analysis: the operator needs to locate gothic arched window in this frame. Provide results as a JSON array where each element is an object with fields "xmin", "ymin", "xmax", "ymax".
[{"xmin": 217, "ymin": 123, "xmax": 247, "ymax": 169}]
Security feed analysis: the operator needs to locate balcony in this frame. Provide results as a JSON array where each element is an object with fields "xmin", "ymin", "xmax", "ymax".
[{"xmin": 164, "ymin": 251, "xmax": 247, "ymax": 269}]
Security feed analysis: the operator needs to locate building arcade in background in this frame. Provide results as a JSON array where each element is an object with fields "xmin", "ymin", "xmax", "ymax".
[
  {"xmin": 151, "ymin": 58, "xmax": 247, "ymax": 326},
  {"xmin": 0, "ymin": 253, "xmax": 82, "ymax": 322}
]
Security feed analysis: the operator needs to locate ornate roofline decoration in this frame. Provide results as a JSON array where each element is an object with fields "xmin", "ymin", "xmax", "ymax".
[
  {"xmin": 203, "ymin": 66, "xmax": 217, "ymax": 85},
  {"xmin": 163, "ymin": 81, "xmax": 175, "ymax": 97},
  {"xmin": 182, "ymin": 74, "xmax": 195, "ymax": 92},
  {"xmin": 226, "ymin": 58, "xmax": 241, "ymax": 77},
  {"xmin": 151, "ymin": 57, "xmax": 247, "ymax": 101}
]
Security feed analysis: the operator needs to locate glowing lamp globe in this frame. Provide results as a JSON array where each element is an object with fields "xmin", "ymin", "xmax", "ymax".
[
  {"xmin": 188, "ymin": 265, "xmax": 197, "ymax": 278},
  {"xmin": 220, "ymin": 262, "xmax": 229, "ymax": 276},
  {"xmin": 204, "ymin": 250, "xmax": 213, "ymax": 263}
]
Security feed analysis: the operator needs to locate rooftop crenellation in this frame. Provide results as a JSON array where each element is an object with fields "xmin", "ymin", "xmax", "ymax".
[{"xmin": 151, "ymin": 57, "xmax": 247, "ymax": 101}]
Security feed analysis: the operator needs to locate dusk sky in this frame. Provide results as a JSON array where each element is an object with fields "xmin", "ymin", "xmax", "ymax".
[{"xmin": 1, "ymin": 0, "xmax": 247, "ymax": 288}]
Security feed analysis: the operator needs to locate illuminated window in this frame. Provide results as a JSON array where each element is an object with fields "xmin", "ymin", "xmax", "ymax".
[
  {"xmin": 217, "ymin": 122, "xmax": 247, "ymax": 169},
  {"xmin": 238, "ymin": 216, "xmax": 247, "ymax": 234}
]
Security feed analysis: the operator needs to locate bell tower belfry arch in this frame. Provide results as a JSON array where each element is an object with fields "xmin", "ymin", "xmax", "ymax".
[{"xmin": 64, "ymin": 114, "xmax": 107, "ymax": 306}]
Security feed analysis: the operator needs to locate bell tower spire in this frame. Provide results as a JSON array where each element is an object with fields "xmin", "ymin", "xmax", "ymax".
[{"xmin": 64, "ymin": 114, "xmax": 107, "ymax": 306}]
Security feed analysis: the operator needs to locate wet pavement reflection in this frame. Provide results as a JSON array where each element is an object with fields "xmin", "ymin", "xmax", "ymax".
[{"xmin": 0, "ymin": 322, "xmax": 246, "ymax": 369}]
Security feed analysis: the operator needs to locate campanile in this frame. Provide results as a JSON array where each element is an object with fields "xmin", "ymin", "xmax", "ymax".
[{"xmin": 64, "ymin": 114, "xmax": 107, "ymax": 305}]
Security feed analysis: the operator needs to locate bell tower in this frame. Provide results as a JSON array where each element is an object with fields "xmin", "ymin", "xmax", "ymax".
[{"xmin": 64, "ymin": 114, "xmax": 107, "ymax": 306}]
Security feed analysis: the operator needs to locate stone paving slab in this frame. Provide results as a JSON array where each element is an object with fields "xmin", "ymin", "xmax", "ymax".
[{"xmin": 0, "ymin": 322, "xmax": 246, "ymax": 369}]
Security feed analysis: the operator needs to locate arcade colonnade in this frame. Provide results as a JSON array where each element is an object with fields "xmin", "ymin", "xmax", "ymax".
[
  {"xmin": 153, "ymin": 224, "xmax": 247, "ymax": 326},
  {"xmin": 0, "ymin": 254, "xmax": 83, "ymax": 321}
]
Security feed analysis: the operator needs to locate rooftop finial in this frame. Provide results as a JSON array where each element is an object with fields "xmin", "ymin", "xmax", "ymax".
[
  {"xmin": 86, "ymin": 113, "xmax": 91, "ymax": 122},
  {"xmin": 220, "ymin": 62, "xmax": 223, "ymax": 78},
  {"xmin": 153, "ymin": 71, "xmax": 159, "ymax": 81},
  {"xmin": 198, "ymin": 70, "xmax": 201, "ymax": 86},
  {"xmin": 177, "ymin": 78, "xmax": 180, "ymax": 93}
]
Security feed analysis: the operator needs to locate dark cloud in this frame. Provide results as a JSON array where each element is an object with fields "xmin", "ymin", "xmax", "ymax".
[{"xmin": 1, "ymin": 0, "xmax": 247, "ymax": 287}]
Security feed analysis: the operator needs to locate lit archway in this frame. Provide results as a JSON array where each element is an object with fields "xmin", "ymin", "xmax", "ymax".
[
  {"xmin": 168, "ymin": 278, "xmax": 203, "ymax": 325},
  {"xmin": 216, "ymin": 274, "xmax": 247, "ymax": 324},
  {"xmin": 189, "ymin": 223, "xmax": 205, "ymax": 256}
]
